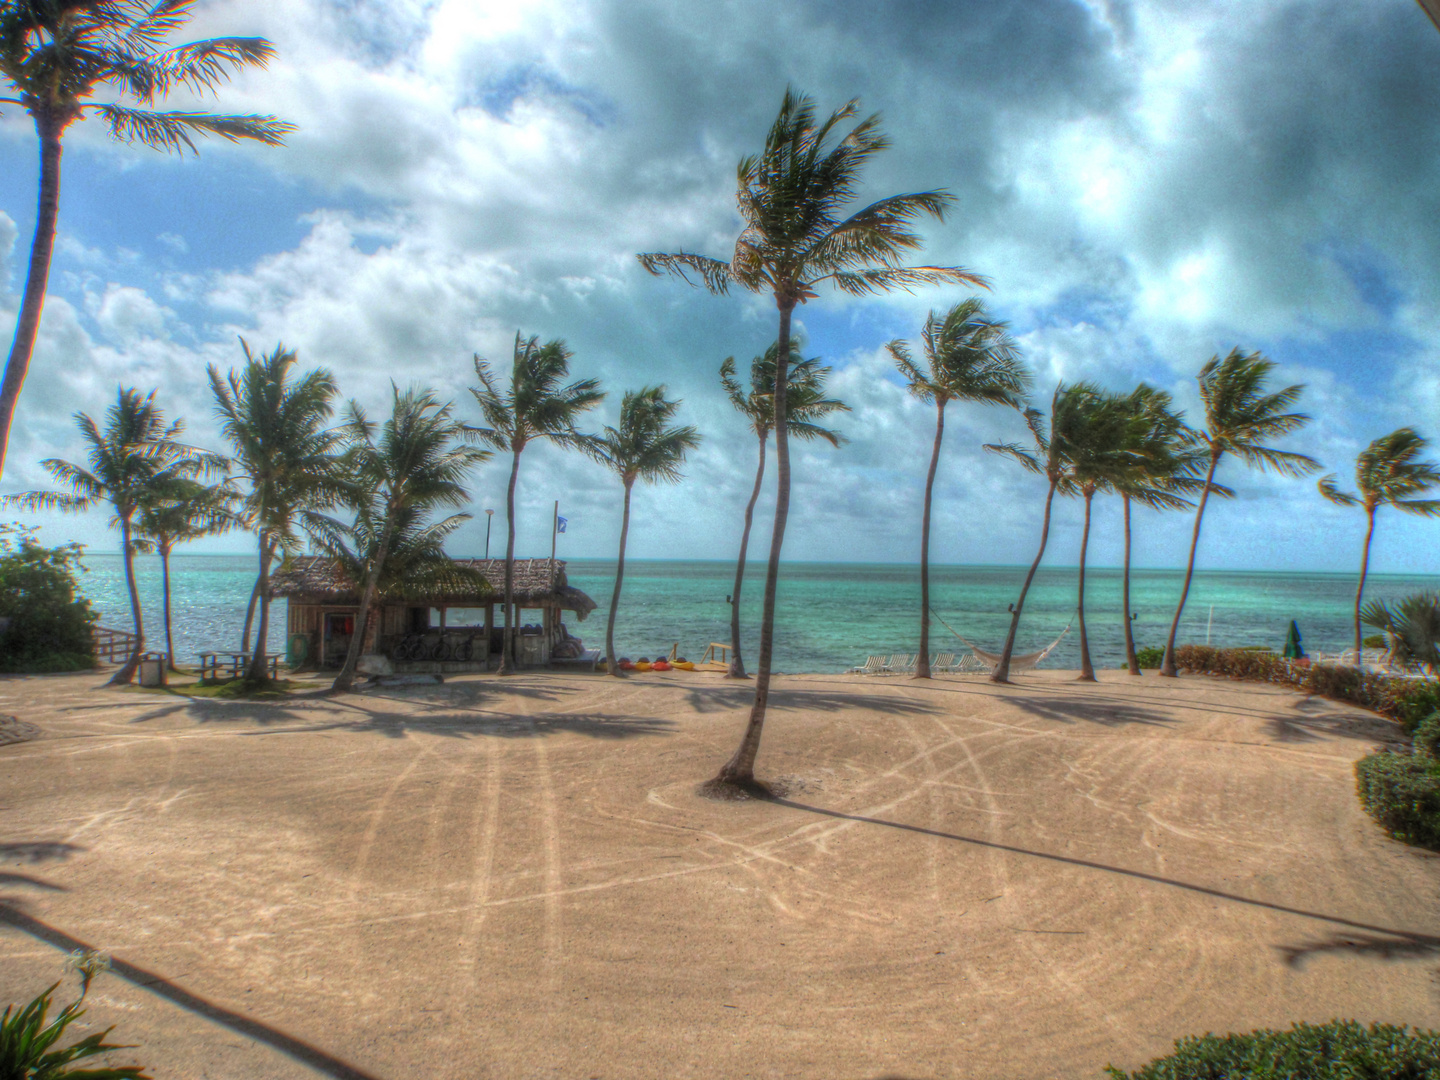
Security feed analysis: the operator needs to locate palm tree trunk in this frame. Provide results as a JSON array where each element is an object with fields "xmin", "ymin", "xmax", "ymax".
[
  {"xmin": 161, "ymin": 543, "xmax": 177, "ymax": 672},
  {"xmin": 605, "ymin": 480, "xmax": 634, "ymax": 677},
  {"xmin": 1122, "ymin": 495, "xmax": 1140, "ymax": 676},
  {"xmin": 247, "ymin": 532, "xmax": 274, "ymax": 683},
  {"xmin": 499, "ymin": 448, "xmax": 521, "ymax": 676},
  {"xmin": 728, "ymin": 433, "xmax": 767, "ymax": 679},
  {"xmin": 1354, "ymin": 505, "xmax": 1376, "ymax": 660},
  {"xmin": 1076, "ymin": 488, "xmax": 1096, "ymax": 681},
  {"xmin": 110, "ymin": 516, "xmax": 144, "ymax": 686},
  {"xmin": 915, "ymin": 400, "xmax": 947, "ymax": 680},
  {"xmin": 992, "ymin": 479, "xmax": 1058, "ymax": 684},
  {"xmin": 0, "ymin": 118, "xmax": 64, "ymax": 479},
  {"xmin": 240, "ymin": 575, "xmax": 260, "ymax": 653},
  {"xmin": 332, "ymin": 514, "xmax": 397, "ymax": 693},
  {"xmin": 713, "ymin": 303, "xmax": 795, "ymax": 789},
  {"xmin": 1160, "ymin": 453, "xmax": 1220, "ymax": 677}
]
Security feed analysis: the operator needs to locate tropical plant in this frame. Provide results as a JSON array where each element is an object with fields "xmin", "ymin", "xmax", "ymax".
[
  {"xmin": 324, "ymin": 387, "xmax": 490, "ymax": 693},
  {"xmin": 720, "ymin": 342, "xmax": 847, "ymax": 678},
  {"xmin": 1159, "ymin": 350, "xmax": 1318, "ymax": 677},
  {"xmin": 470, "ymin": 333, "xmax": 603, "ymax": 674},
  {"xmin": 210, "ymin": 341, "xmax": 345, "ymax": 683},
  {"xmin": 983, "ymin": 383, "xmax": 1108, "ymax": 683},
  {"xmin": 1319, "ymin": 428, "xmax": 1440, "ymax": 660},
  {"xmin": 0, "ymin": 949, "xmax": 148, "ymax": 1079},
  {"xmin": 0, "ymin": 0, "xmax": 292, "ymax": 476},
  {"xmin": 889, "ymin": 298, "xmax": 1029, "ymax": 678},
  {"xmin": 639, "ymin": 87, "xmax": 985, "ymax": 792},
  {"xmin": 138, "ymin": 476, "xmax": 239, "ymax": 670},
  {"xmin": 0, "ymin": 523, "xmax": 94, "ymax": 672},
  {"xmin": 1361, "ymin": 591, "xmax": 1440, "ymax": 676},
  {"xmin": 4, "ymin": 387, "xmax": 216, "ymax": 682},
  {"xmin": 595, "ymin": 386, "xmax": 699, "ymax": 677}
]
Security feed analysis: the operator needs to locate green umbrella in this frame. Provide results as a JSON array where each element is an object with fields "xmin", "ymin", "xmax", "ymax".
[{"xmin": 1283, "ymin": 620, "xmax": 1305, "ymax": 659}]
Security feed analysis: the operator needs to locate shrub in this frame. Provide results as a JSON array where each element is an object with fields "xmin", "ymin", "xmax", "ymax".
[
  {"xmin": 1106, "ymin": 1019, "xmax": 1440, "ymax": 1080},
  {"xmin": 1414, "ymin": 712, "xmax": 1440, "ymax": 759},
  {"xmin": 0, "ymin": 950, "xmax": 148, "ymax": 1078},
  {"xmin": 1124, "ymin": 646, "xmax": 1165, "ymax": 670},
  {"xmin": 1364, "ymin": 634, "xmax": 1387, "ymax": 648},
  {"xmin": 0, "ymin": 525, "xmax": 96, "ymax": 674},
  {"xmin": 1355, "ymin": 751, "xmax": 1440, "ymax": 849}
]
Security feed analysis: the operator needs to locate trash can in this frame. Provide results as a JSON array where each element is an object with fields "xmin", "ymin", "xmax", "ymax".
[{"xmin": 138, "ymin": 653, "xmax": 166, "ymax": 688}]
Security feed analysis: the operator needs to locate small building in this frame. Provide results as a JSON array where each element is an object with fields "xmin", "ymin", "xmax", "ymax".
[{"xmin": 272, "ymin": 556, "xmax": 597, "ymax": 672}]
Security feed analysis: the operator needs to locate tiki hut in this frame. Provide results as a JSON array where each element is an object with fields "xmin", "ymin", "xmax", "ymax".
[{"xmin": 271, "ymin": 556, "xmax": 597, "ymax": 672}]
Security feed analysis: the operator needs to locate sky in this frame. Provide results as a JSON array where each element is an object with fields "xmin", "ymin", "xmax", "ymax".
[{"xmin": 2, "ymin": 0, "xmax": 1439, "ymax": 573}]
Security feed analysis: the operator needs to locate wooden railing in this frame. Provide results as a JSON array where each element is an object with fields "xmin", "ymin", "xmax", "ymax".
[{"xmin": 93, "ymin": 625, "xmax": 137, "ymax": 664}]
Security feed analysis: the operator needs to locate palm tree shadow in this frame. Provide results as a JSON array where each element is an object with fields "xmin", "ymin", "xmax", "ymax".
[
  {"xmin": 1277, "ymin": 932, "xmax": 1440, "ymax": 969},
  {"xmin": 680, "ymin": 685, "xmax": 943, "ymax": 717},
  {"xmin": 240, "ymin": 707, "xmax": 675, "ymax": 741},
  {"xmin": 0, "ymin": 841, "xmax": 85, "ymax": 864},
  {"xmin": 1006, "ymin": 694, "xmax": 1174, "ymax": 727}
]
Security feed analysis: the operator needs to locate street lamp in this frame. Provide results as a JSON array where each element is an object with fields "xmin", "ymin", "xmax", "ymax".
[{"xmin": 485, "ymin": 509, "xmax": 494, "ymax": 559}]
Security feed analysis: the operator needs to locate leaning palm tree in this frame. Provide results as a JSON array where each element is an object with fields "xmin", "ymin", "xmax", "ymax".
[
  {"xmin": 720, "ymin": 343, "xmax": 848, "ymax": 679},
  {"xmin": 595, "ymin": 386, "xmax": 700, "ymax": 677},
  {"xmin": 138, "ymin": 475, "xmax": 240, "ymax": 671},
  {"xmin": 327, "ymin": 387, "xmax": 491, "ymax": 694},
  {"xmin": 639, "ymin": 87, "xmax": 986, "ymax": 792},
  {"xmin": 210, "ymin": 341, "xmax": 345, "ymax": 683},
  {"xmin": 0, "ymin": 0, "xmax": 292, "ymax": 476},
  {"xmin": 1110, "ymin": 386, "xmax": 1211, "ymax": 675},
  {"xmin": 4, "ymin": 387, "xmax": 216, "ymax": 683},
  {"xmin": 1159, "ymin": 350, "xmax": 1319, "ymax": 677},
  {"xmin": 889, "ymin": 298, "xmax": 1030, "ymax": 679},
  {"xmin": 470, "ymin": 333, "xmax": 604, "ymax": 674},
  {"xmin": 1319, "ymin": 428, "xmax": 1440, "ymax": 660},
  {"xmin": 983, "ymin": 383, "xmax": 1105, "ymax": 684}
]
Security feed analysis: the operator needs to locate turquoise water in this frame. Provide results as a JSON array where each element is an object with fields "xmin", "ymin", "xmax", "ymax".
[{"xmin": 75, "ymin": 554, "xmax": 1440, "ymax": 672}]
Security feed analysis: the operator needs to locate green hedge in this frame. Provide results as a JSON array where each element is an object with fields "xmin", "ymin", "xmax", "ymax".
[
  {"xmin": 0, "ymin": 528, "xmax": 96, "ymax": 674},
  {"xmin": 1174, "ymin": 645, "xmax": 1440, "ymax": 734},
  {"xmin": 1355, "ymin": 752, "xmax": 1440, "ymax": 850},
  {"xmin": 1106, "ymin": 1019, "xmax": 1440, "ymax": 1079}
]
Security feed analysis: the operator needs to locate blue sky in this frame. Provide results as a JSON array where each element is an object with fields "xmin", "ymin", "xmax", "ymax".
[{"xmin": 2, "ymin": 0, "xmax": 1440, "ymax": 574}]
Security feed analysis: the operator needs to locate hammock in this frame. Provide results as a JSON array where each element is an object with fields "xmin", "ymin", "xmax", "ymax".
[{"xmin": 929, "ymin": 606, "xmax": 1075, "ymax": 672}]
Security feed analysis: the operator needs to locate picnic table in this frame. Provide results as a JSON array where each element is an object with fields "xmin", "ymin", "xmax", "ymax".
[{"xmin": 199, "ymin": 652, "xmax": 280, "ymax": 682}]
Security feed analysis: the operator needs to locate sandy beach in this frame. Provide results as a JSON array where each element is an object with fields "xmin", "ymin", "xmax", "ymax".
[{"xmin": 0, "ymin": 668, "xmax": 1436, "ymax": 1080}]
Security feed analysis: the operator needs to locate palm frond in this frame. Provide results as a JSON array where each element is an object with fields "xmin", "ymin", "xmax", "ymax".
[
  {"xmin": 1318, "ymin": 474, "xmax": 1361, "ymax": 507},
  {"xmin": 635, "ymin": 252, "xmax": 733, "ymax": 294},
  {"xmin": 93, "ymin": 103, "xmax": 293, "ymax": 151},
  {"xmin": 984, "ymin": 442, "xmax": 1042, "ymax": 474}
]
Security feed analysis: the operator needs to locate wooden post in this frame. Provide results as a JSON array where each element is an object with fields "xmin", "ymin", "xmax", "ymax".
[
  {"xmin": 551, "ymin": 499, "xmax": 559, "ymax": 564},
  {"xmin": 439, "ymin": 607, "xmax": 447, "ymax": 631}
]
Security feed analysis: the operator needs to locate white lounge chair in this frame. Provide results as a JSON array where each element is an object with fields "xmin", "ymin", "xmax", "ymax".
[
  {"xmin": 887, "ymin": 653, "xmax": 915, "ymax": 675},
  {"xmin": 847, "ymin": 655, "xmax": 887, "ymax": 675},
  {"xmin": 931, "ymin": 652, "xmax": 956, "ymax": 674}
]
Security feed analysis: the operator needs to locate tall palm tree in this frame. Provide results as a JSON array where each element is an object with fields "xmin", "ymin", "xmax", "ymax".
[
  {"xmin": 1159, "ymin": 349, "xmax": 1318, "ymax": 677},
  {"xmin": 4, "ymin": 387, "xmax": 216, "ymax": 683},
  {"xmin": 889, "ymin": 298, "xmax": 1030, "ymax": 679},
  {"xmin": 327, "ymin": 387, "xmax": 490, "ymax": 693},
  {"xmin": 595, "ymin": 386, "xmax": 699, "ymax": 677},
  {"xmin": 720, "ymin": 343, "xmax": 847, "ymax": 679},
  {"xmin": 1319, "ymin": 428, "xmax": 1440, "ymax": 660},
  {"xmin": 0, "ymin": 0, "xmax": 292, "ymax": 476},
  {"xmin": 639, "ymin": 87, "xmax": 986, "ymax": 792},
  {"xmin": 138, "ymin": 475, "xmax": 240, "ymax": 671},
  {"xmin": 470, "ymin": 333, "xmax": 603, "ymax": 675},
  {"xmin": 1110, "ymin": 386, "xmax": 1210, "ymax": 676},
  {"xmin": 210, "ymin": 341, "xmax": 345, "ymax": 683},
  {"xmin": 982, "ymin": 383, "xmax": 1104, "ymax": 684}
]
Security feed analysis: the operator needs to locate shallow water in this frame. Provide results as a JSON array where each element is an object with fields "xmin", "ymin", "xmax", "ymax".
[{"xmin": 76, "ymin": 554, "xmax": 1440, "ymax": 673}]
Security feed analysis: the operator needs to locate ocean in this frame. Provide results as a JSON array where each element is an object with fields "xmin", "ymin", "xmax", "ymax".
[{"xmin": 73, "ymin": 554, "xmax": 1440, "ymax": 673}]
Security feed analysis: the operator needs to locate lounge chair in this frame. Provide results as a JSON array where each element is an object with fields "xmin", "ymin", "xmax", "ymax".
[
  {"xmin": 931, "ymin": 652, "xmax": 956, "ymax": 674},
  {"xmin": 887, "ymin": 653, "xmax": 915, "ymax": 675},
  {"xmin": 847, "ymin": 655, "xmax": 886, "ymax": 675}
]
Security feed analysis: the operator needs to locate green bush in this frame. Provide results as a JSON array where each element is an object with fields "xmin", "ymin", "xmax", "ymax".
[
  {"xmin": 1124, "ymin": 646, "xmax": 1165, "ymax": 670},
  {"xmin": 1414, "ymin": 713, "xmax": 1440, "ymax": 759},
  {"xmin": 0, "ymin": 525, "xmax": 96, "ymax": 674},
  {"xmin": 1356, "ymin": 752, "xmax": 1440, "ymax": 849},
  {"xmin": 1364, "ymin": 634, "xmax": 1387, "ymax": 648},
  {"xmin": 1106, "ymin": 1019, "xmax": 1440, "ymax": 1079}
]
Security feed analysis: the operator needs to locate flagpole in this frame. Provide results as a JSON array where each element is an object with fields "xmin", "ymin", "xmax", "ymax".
[{"xmin": 551, "ymin": 499, "xmax": 559, "ymax": 565}]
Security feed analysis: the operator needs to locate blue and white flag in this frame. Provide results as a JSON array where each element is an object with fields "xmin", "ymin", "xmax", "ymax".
[{"xmin": 556, "ymin": 516, "xmax": 568, "ymax": 533}]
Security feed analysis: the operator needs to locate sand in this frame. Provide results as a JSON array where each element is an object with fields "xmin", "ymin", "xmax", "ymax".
[{"xmin": 0, "ymin": 668, "xmax": 1436, "ymax": 1080}]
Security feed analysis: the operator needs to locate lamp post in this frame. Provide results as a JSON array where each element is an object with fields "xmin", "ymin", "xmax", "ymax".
[{"xmin": 485, "ymin": 509, "xmax": 494, "ymax": 559}]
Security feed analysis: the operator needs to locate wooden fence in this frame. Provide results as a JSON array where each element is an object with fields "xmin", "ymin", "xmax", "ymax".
[{"xmin": 92, "ymin": 626, "xmax": 137, "ymax": 664}]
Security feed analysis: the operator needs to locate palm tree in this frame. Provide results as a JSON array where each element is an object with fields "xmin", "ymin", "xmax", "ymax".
[
  {"xmin": 982, "ymin": 383, "xmax": 1104, "ymax": 684},
  {"xmin": 1319, "ymin": 428, "xmax": 1440, "ymax": 660},
  {"xmin": 138, "ymin": 476, "xmax": 240, "ymax": 671},
  {"xmin": 1159, "ymin": 350, "xmax": 1319, "ymax": 677},
  {"xmin": 1362, "ymin": 591, "xmax": 1440, "ymax": 675},
  {"xmin": 0, "ymin": 0, "xmax": 292, "ymax": 476},
  {"xmin": 210, "ymin": 341, "xmax": 345, "ymax": 683},
  {"xmin": 889, "ymin": 298, "xmax": 1030, "ymax": 679},
  {"xmin": 470, "ymin": 333, "xmax": 603, "ymax": 674},
  {"xmin": 639, "ymin": 88, "xmax": 986, "ymax": 792},
  {"xmin": 327, "ymin": 387, "xmax": 490, "ymax": 693},
  {"xmin": 595, "ymin": 387, "xmax": 700, "ymax": 677},
  {"xmin": 1111, "ymin": 386, "xmax": 1210, "ymax": 675},
  {"xmin": 4, "ymin": 387, "xmax": 216, "ymax": 683},
  {"xmin": 720, "ymin": 343, "xmax": 848, "ymax": 679}
]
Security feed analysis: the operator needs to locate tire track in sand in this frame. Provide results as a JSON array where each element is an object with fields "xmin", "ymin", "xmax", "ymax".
[{"xmin": 530, "ymin": 728, "xmax": 564, "ymax": 992}]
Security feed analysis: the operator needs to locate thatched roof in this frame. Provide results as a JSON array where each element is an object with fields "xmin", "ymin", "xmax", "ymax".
[{"xmin": 272, "ymin": 556, "xmax": 597, "ymax": 618}]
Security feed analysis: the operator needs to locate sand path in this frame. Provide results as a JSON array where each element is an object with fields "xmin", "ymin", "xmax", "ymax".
[{"xmin": 0, "ymin": 670, "xmax": 1436, "ymax": 1079}]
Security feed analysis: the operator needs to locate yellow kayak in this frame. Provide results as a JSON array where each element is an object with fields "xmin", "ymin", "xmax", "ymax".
[
  {"xmin": 672, "ymin": 661, "xmax": 695, "ymax": 671},
  {"xmin": 633, "ymin": 661, "xmax": 653, "ymax": 673}
]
